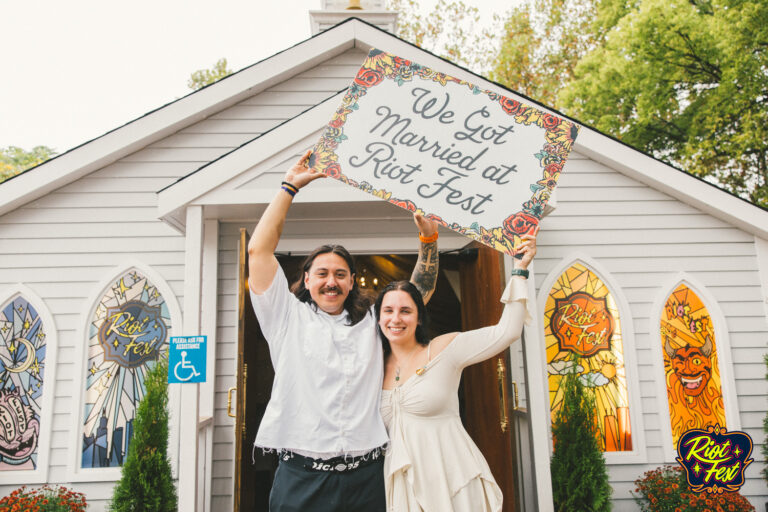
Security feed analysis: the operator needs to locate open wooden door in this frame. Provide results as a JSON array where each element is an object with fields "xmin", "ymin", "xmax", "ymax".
[
  {"xmin": 233, "ymin": 229, "xmax": 278, "ymax": 511},
  {"xmin": 458, "ymin": 241, "xmax": 520, "ymax": 512}
]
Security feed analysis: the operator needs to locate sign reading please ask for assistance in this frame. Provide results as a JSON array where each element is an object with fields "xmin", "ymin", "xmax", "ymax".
[{"xmin": 310, "ymin": 48, "xmax": 580, "ymax": 255}]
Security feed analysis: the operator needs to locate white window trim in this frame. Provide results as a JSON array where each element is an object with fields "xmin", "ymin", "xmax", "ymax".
[
  {"xmin": 66, "ymin": 260, "xmax": 182, "ymax": 483},
  {"xmin": 0, "ymin": 284, "xmax": 58, "ymax": 485},
  {"xmin": 649, "ymin": 272, "xmax": 741, "ymax": 463},
  {"xmin": 536, "ymin": 253, "xmax": 648, "ymax": 465}
]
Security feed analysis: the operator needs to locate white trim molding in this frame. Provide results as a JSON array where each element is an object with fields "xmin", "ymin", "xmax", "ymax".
[
  {"xmin": 536, "ymin": 252, "xmax": 647, "ymax": 465},
  {"xmin": 178, "ymin": 205, "xmax": 204, "ymax": 512},
  {"xmin": 0, "ymin": 284, "xmax": 58, "ymax": 485},
  {"xmin": 66, "ymin": 260, "xmax": 182, "ymax": 483},
  {"xmin": 157, "ymin": 92, "xmax": 345, "ymax": 226},
  {"xmin": 649, "ymin": 272, "xmax": 741, "ymax": 462}
]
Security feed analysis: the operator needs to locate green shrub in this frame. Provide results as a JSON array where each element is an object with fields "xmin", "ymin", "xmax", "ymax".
[
  {"xmin": 550, "ymin": 365, "xmax": 612, "ymax": 512},
  {"xmin": 109, "ymin": 358, "xmax": 177, "ymax": 511}
]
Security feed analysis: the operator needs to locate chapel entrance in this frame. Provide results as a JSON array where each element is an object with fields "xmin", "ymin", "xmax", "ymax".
[{"xmin": 233, "ymin": 230, "xmax": 519, "ymax": 512}]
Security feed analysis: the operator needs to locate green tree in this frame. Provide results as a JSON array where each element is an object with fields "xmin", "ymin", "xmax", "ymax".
[
  {"xmin": 550, "ymin": 365, "xmax": 612, "ymax": 512},
  {"xmin": 559, "ymin": 0, "xmax": 768, "ymax": 207},
  {"xmin": 490, "ymin": 0, "xmax": 606, "ymax": 107},
  {"xmin": 188, "ymin": 57, "xmax": 233, "ymax": 90},
  {"xmin": 109, "ymin": 358, "xmax": 177, "ymax": 512},
  {"xmin": 0, "ymin": 145, "xmax": 57, "ymax": 182},
  {"xmin": 386, "ymin": 0, "xmax": 499, "ymax": 71}
]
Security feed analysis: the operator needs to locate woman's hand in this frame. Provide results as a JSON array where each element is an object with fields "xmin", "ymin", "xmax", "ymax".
[
  {"xmin": 514, "ymin": 227, "xmax": 538, "ymax": 270},
  {"xmin": 413, "ymin": 213, "xmax": 438, "ymax": 237},
  {"xmin": 284, "ymin": 149, "xmax": 326, "ymax": 190}
]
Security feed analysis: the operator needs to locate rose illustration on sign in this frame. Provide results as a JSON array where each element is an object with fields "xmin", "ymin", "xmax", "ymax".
[
  {"xmin": 551, "ymin": 292, "xmax": 614, "ymax": 357},
  {"xmin": 97, "ymin": 300, "xmax": 167, "ymax": 368},
  {"xmin": 676, "ymin": 424, "xmax": 753, "ymax": 493},
  {"xmin": 503, "ymin": 212, "xmax": 538, "ymax": 237},
  {"xmin": 0, "ymin": 388, "xmax": 39, "ymax": 463}
]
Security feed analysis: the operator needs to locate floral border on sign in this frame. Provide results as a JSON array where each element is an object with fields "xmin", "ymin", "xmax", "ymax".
[{"xmin": 311, "ymin": 48, "xmax": 579, "ymax": 254}]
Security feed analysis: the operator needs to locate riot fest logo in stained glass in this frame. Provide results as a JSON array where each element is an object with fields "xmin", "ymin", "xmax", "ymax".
[
  {"xmin": 82, "ymin": 270, "xmax": 170, "ymax": 469},
  {"xmin": 545, "ymin": 263, "xmax": 632, "ymax": 452}
]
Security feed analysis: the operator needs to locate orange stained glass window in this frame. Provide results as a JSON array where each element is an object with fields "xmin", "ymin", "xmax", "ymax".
[
  {"xmin": 545, "ymin": 263, "xmax": 632, "ymax": 451},
  {"xmin": 661, "ymin": 283, "xmax": 725, "ymax": 445}
]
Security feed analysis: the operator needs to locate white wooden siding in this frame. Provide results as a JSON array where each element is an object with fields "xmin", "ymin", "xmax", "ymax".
[
  {"xmin": 211, "ymin": 223, "xmax": 239, "ymax": 512},
  {"xmin": 537, "ymin": 151, "xmax": 768, "ymax": 510}
]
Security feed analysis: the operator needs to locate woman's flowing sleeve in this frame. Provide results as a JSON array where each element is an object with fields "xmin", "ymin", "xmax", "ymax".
[{"xmin": 443, "ymin": 277, "xmax": 531, "ymax": 369}]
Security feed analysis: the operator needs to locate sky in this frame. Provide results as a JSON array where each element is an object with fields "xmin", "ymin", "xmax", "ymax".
[{"xmin": 2, "ymin": 0, "xmax": 513, "ymax": 154}]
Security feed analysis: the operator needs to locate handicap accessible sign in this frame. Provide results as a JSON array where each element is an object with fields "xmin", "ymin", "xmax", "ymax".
[{"xmin": 168, "ymin": 335, "xmax": 206, "ymax": 384}]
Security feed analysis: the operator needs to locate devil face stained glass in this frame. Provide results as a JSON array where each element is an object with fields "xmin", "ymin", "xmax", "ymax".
[{"xmin": 661, "ymin": 283, "xmax": 725, "ymax": 445}]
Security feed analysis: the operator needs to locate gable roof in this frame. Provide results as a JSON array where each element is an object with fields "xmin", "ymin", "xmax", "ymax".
[
  {"xmin": 4, "ymin": 17, "xmax": 768, "ymax": 240},
  {"xmin": 0, "ymin": 19, "xmax": 361, "ymax": 217}
]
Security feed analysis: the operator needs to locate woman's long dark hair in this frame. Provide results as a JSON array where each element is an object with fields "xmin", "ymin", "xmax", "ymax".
[
  {"xmin": 374, "ymin": 280, "xmax": 430, "ymax": 355},
  {"xmin": 290, "ymin": 244, "xmax": 373, "ymax": 325}
]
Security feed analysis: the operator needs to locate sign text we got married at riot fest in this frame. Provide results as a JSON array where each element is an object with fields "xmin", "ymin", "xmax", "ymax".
[{"xmin": 311, "ymin": 48, "xmax": 580, "ymax": 255}]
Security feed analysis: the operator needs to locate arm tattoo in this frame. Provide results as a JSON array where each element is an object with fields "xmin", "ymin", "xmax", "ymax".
[{"xmin": 411, "ymin": 240, "xmax": 438, "ymax": 303}]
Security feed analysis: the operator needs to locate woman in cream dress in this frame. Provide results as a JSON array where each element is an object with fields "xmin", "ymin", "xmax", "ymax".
[{"xmin": 375, "ymin": 232, "xmax": 536, "ymax": 512}]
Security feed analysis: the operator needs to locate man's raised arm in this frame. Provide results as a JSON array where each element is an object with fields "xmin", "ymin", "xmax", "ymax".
[{"xmin": 247, "ymin": 150, "xmax": 325, "ymax": 293}]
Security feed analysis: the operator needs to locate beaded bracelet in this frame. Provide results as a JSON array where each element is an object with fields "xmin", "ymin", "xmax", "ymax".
[{"xmin": 419, "ymin": 232, "xmax": 439, "ymax": 243}]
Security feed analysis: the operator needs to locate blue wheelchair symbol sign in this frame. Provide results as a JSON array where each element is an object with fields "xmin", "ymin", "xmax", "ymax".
[{"xmin": 168, "ymin": 336, "xmax": 206, "ymax": 384}]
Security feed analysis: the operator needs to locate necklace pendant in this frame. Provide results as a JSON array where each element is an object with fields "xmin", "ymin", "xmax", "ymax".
[{"xmin": 395, "ymin": 375, "xmax": 400, "ymax": 381}]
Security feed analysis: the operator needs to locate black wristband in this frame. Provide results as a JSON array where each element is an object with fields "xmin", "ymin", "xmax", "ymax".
[{"xmin": 510, "ymin": 268, "xmax": 529, "ymax": 279}]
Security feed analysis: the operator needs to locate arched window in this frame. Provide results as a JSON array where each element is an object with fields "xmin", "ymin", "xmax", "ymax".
[
  {"xmin": 0, "ymin": 288, "xmax": 57, "ymax": 482},
  {"xmin": 80, "ymin": 268, "xmax": 172, "ymax": 469},
  {"xmin": 544, "ymin": 262, "xmax": 632, "ymax": 451},
  {"xmin": 660, "ymin": 282, "xmax": 726, "ymax": 445}
]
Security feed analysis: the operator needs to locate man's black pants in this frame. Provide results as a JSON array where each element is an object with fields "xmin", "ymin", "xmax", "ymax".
[{"xmin": 269, "ymin": 455, "xmax": 386, "ymax": 512}]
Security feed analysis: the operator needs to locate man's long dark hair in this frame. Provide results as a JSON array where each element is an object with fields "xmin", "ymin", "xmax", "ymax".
[
  {"xmin": 374, "ymin": 280, "xmax": 430, "ymax": 355},
  {"xmin": 289, "ymin": 244, "xmax": 373, "ymax": 325}
]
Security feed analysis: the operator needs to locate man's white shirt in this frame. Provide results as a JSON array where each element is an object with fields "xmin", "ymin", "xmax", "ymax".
[{"xmin": 249, "ymin": 266, "xmax": 388, "ymax": 458}]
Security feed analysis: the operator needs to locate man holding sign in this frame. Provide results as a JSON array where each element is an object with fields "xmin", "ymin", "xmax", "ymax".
[{"xmin": 247, "ymin": 150, "xmax": 439, "ymax": 512}]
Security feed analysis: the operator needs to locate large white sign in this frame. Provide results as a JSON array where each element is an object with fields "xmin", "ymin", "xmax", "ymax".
[{"xmin": 311, "ymin": 49, "xmax": 580, "ymax": 254}]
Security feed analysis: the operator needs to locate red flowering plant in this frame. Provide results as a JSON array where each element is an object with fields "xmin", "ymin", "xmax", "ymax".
[
  {"xmin": 0, "ymin": 485, "xmax": 87, "ymax": 512},
  {"xmin": 633, "ymin": 465, "xmax": 754, "ymax": 512}
]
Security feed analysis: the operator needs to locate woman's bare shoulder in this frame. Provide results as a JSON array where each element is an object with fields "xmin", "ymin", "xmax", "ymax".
[{"xmin": 428, "ymin": 331, "xmax": 460, "ymax": 358}]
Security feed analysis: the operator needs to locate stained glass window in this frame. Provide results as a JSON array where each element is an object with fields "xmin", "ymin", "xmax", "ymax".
[
  {"xmin": 0, "ymin": 296, "xmax": 46, "ymax": 471},
  {"xmin": 81, "ymin": 270, "xmax": 170, "ymax": 468},
  {"xmin": 661, "ymin": 283, "xmax": 725, "ymax": 445},
  {"xmin": 545, "ymin": 263, "xmax": 632, "ymax": 451}
]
